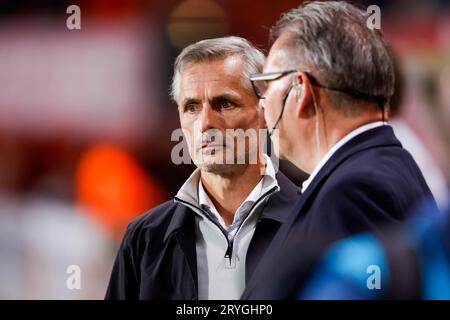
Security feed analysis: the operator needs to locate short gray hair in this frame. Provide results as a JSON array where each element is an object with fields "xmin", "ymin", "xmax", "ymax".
[
  {"xmin": 170, "ymin": 36, "xmax": 265, "ymax": 104},
  {"xmin": 271, "ymin": 1, "xmax": 395, "ymax": 111}
]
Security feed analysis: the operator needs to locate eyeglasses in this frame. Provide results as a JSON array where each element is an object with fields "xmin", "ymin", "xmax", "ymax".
[
  {"xmin": 250, "ymin": 70, "xmax": 297, "ymax": 100},
  {"xmin": 249, "ymin": 69, "xmax": 386, "ymax": 107}
]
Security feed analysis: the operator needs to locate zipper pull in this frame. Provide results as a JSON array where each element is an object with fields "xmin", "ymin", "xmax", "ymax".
[
  {"xmin": 224, "ymin": 244, "xmax": 232, "ymax": 261},
  {"xmin": 224, "ymin": 244, "xmax": 236, "ymax": 269}
]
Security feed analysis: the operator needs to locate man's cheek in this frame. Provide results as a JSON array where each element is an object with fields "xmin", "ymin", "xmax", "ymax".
[{"xmin": 179, "ymin": 129, "xmax": 194, "ymax": 154}]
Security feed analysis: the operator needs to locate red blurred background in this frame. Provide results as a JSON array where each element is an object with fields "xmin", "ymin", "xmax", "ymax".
[{"xmin": 0, "ymin": 0, "xmax": 449, "ymax": 299}]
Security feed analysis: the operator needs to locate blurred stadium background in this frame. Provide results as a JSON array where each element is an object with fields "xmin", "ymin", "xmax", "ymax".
[{"xmin": 0, "ymin": 0, "xmax": 449, "ymax": 299}]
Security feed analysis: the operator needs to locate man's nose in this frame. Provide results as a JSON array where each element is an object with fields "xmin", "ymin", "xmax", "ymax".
[{"xmin": 199, "ymin": 103, "xmax": 219, "ymax": 133}]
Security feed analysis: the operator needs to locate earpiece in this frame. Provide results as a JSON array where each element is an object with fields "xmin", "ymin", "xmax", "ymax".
[{"xmin": 296, "ymin": 84, "xmax": 303, "ymax": 102}]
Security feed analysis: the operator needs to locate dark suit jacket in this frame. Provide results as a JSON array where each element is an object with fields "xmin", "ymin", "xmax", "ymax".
[
  {"xmin": 105, "ymin": 172, "xmax": 300, "ymax": 300},
  {"xmin": 242, "ymin": 125, "xmax": 435, "ymax": 299}
]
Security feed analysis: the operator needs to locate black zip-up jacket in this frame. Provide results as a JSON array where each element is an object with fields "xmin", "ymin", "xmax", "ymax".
[{"xmin": 105, "ymin": 171, "xmax": 300, "ymax": 300}]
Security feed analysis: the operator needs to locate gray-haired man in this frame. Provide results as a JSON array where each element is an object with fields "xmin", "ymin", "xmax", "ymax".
[
  {"xmin": 105, "ymin": 36, "xmax": 299, "ymax": 300},
  {"xmin": 243, "ymin": 1, "xmax": 435, "ymax": 299}
]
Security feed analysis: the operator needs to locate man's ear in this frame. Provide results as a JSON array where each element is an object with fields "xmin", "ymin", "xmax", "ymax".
[
  {"xmin": 293, "ymin": 72, "xmax": 315, "ymax": 119},
  {"xmin": 256, "ymin": 101, "xmax": 267, "ymax": 128}
]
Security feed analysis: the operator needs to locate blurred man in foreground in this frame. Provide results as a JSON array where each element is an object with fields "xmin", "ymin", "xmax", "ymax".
[
  {"xmin": 246, "ymin": 63, "xmax": 450, "ymax": 300},
  {"xmin": 243, "ymin": 1, "xmax": 436, "ymax": 299}
]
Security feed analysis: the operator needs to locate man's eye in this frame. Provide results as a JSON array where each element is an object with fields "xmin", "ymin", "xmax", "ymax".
[
  {"xmin": 185, "ymin": 104, "xmax": 198, "ymax": 113},
  {"xmin": 219, "ymin": 100, "xmax": 234, "ymax": 109}
]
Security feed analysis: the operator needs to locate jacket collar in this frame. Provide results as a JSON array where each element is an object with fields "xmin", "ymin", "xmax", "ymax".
[
  {"xmin": 175, "ymin": 154, "xmax": 278, "ymax": 202},
  {"xmin": 166, "ymin": 172, "xmax": 298, "ymax": 242},
  {"xmin": 258, "ymin": 171, "xmax": 301, "ymax": 224},
  {"xmin": 174, "ymin": 154, "xmax": 280, "ymax": 219},
  {"xmin": 294, "ymin": 125, "xmax": 401, "ymax": 217}
]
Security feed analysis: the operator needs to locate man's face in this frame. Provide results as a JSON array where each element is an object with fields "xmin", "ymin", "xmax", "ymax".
[
  {"xmin": 178, "ymin": 56, "xmax": 264, "ymax": 175},
  {"xmin": 260, "ymin": 37, "xmax": 298, "ymax": 160}
]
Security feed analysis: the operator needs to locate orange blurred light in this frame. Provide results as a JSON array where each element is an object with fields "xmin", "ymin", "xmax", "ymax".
[{"xmin": 75, "ymin": 143, "xmax": 166, "ymax": 239}]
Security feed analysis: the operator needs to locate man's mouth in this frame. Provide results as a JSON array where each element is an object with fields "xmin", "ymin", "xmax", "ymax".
[{"xmin": 200, "ymin": 143, "xmax": 225, "ymax": 149}]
